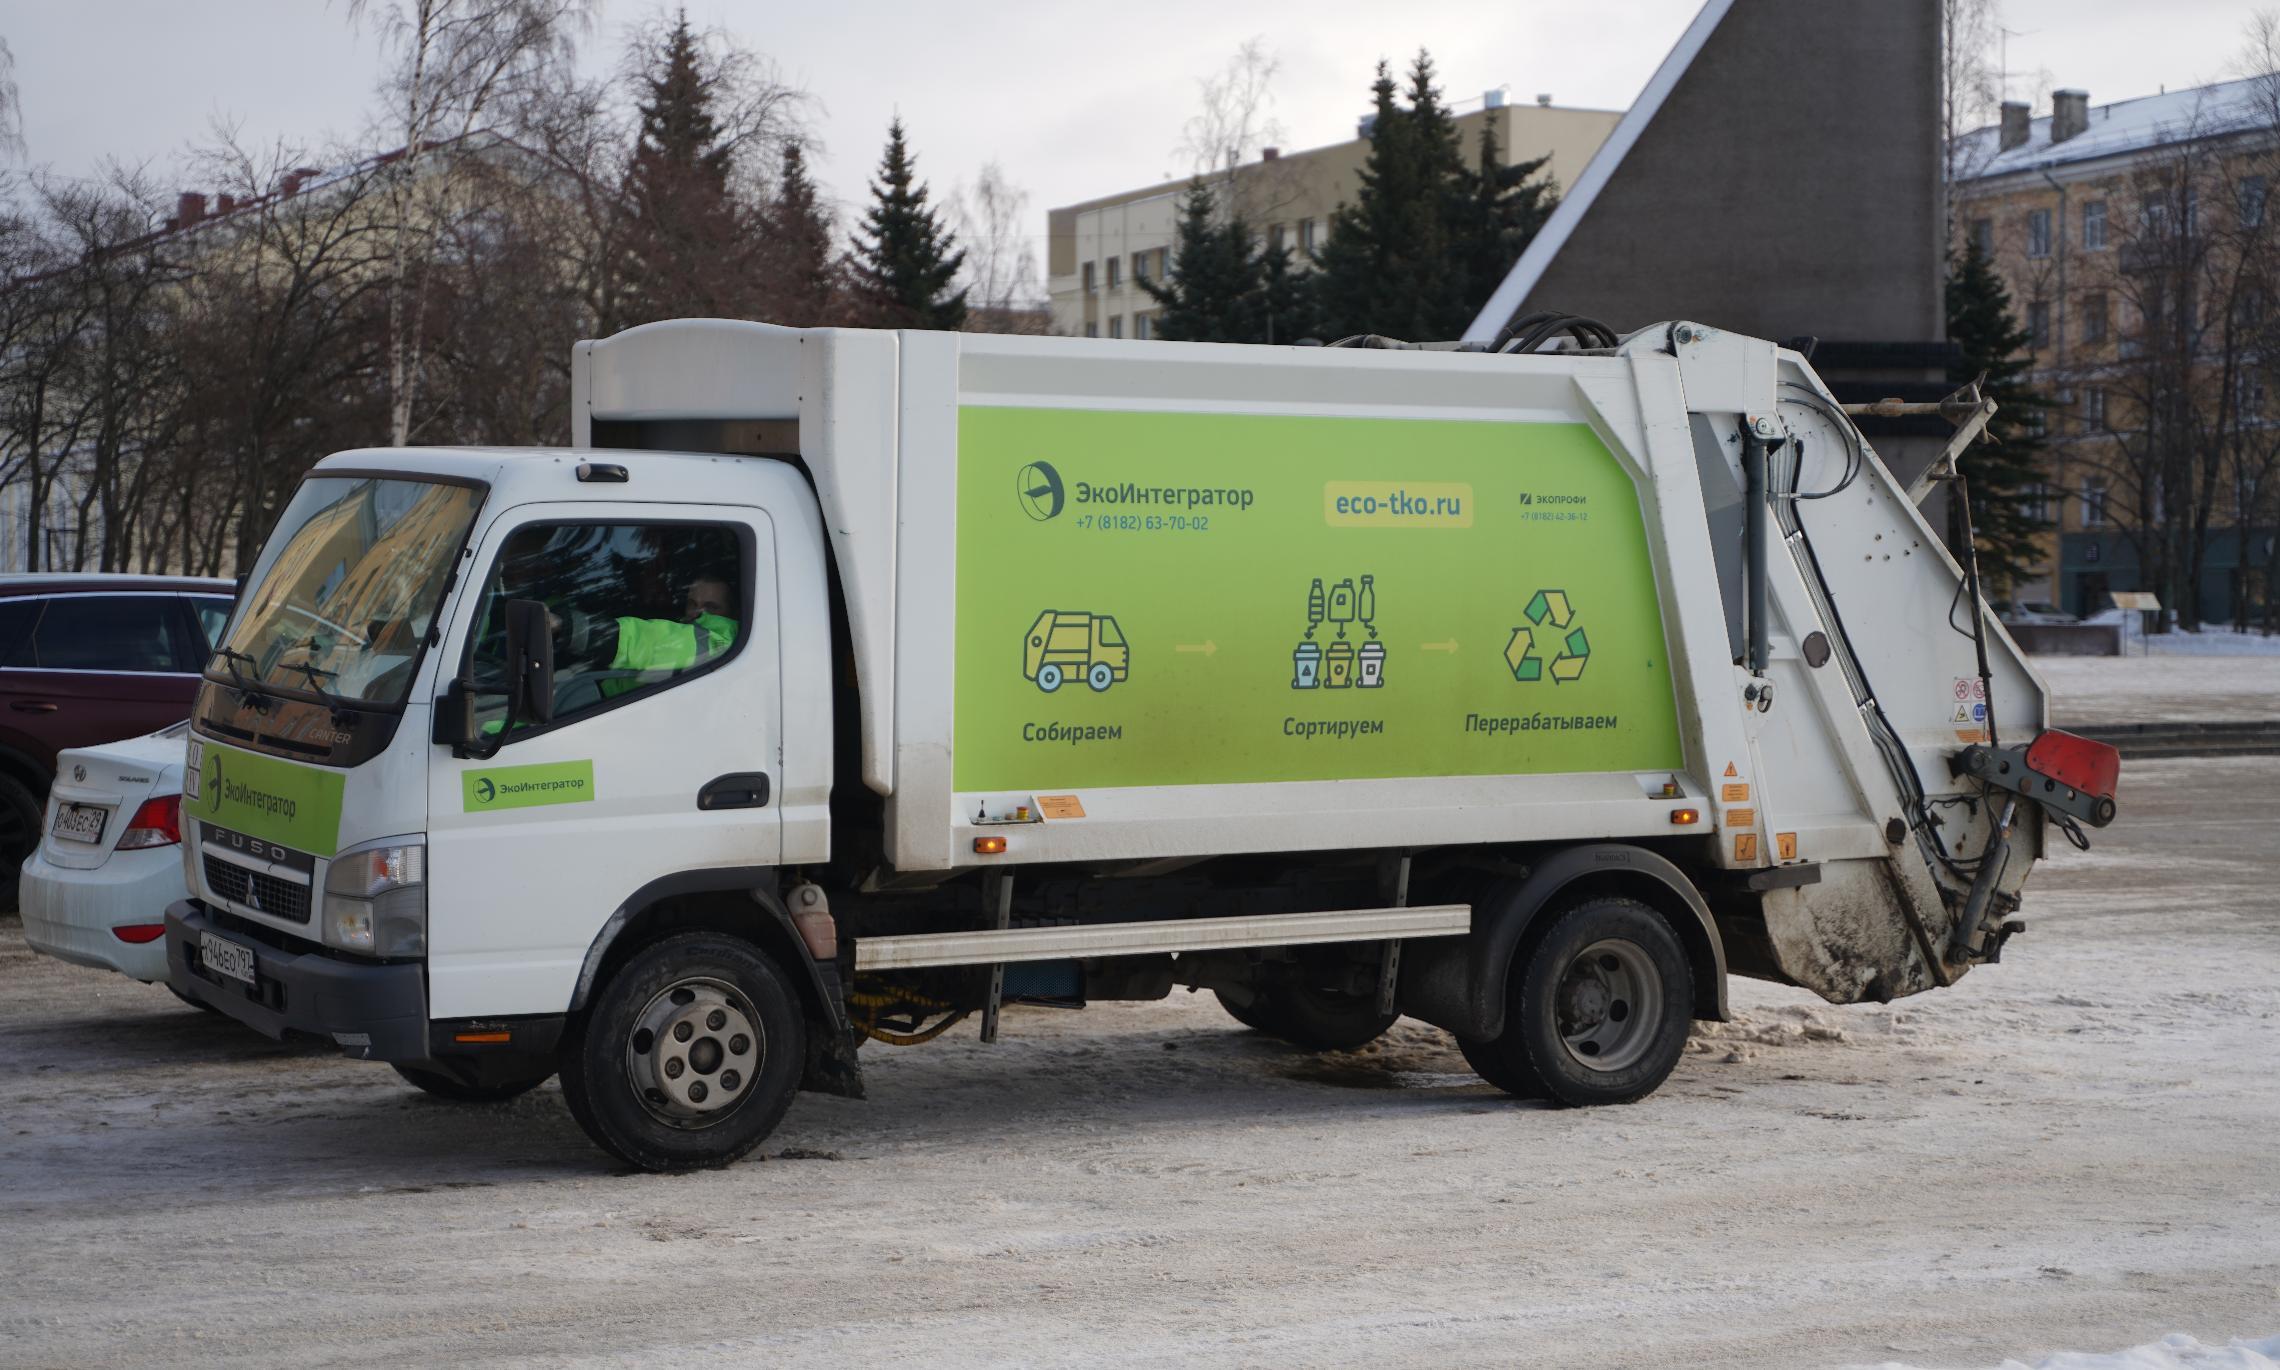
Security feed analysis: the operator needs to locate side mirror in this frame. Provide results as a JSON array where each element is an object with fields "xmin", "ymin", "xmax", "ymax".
[{"xmin": 502, "ymin": 599, "xmax": 556, "ymax": 728}]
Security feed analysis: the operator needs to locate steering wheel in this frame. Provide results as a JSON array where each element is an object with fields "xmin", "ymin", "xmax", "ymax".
[{"xmin": 554, "ymin": 668, "xmax": 651, "ymax": 713}]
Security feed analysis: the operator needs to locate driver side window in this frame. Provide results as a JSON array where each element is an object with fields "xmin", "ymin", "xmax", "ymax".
[{"xmin": 467, "ymin": 521, "xmax": 747, "ymax": 735}]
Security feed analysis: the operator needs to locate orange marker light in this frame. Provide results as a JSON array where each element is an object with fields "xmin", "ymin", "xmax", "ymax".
[
  {"xmin": 1669, "ymin": 807, "xmax": 1702, "ymax": 826},
  {"xmin": 973, "ymin": 835, "xmax": 1008, "ymax": 855},
  {"xmin": 453, "ymin": 1030, "xmax": 512, "ymax": 1044}
]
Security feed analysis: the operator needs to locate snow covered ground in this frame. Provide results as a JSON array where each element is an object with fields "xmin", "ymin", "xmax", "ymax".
[
  {"xmin": 2037, "ymin": 652, "xmax": 2279, "ymax": 727},
  {"xmin": 2, "ymin": 755, "xmax": 2276, "ymax": 1367},
  {"xmin": 1861, "ymin": 1332, "xmax": 2280, "ymax": 1370}
]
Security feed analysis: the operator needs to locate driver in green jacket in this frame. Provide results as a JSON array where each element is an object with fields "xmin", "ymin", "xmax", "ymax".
[{"xmin": 603, "ymin": 573, "xmax": 739, "ymax": 674}]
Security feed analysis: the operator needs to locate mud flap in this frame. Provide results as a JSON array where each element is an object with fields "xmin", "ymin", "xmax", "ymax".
[{"xmin": 801, "ymin": 1023, "xmax": 866, "ymax": 1099}]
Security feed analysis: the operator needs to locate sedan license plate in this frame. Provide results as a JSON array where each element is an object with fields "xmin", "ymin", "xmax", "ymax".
[
  {"xmin": 200, "ymin": 931, "xmax": 257, "ymax": 987},
  {"xmin": 51, "ymin": 802, "xmax": 106, "ymax": 844}
]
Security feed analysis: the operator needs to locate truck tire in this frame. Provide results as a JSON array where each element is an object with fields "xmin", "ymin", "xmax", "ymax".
[
  {"xmin": 391, "ymin": 1061, "xmax": 554, "ymax": 1103},
  {"xmin": 1215, "ymin": 982, "xmax": 1397, "ymax": 1052},
  {"xmin": 1459, "ymin": 896, "xmax": 1692, "ymax": 1106},
  {"xmin": 558, "ymin": 932, "xmax": 806, "ymax": 1172},
  {"xmin": 1087, "ymin": 662, "xmax": 1114, "ymax": 692},
  {"xmin": 1036, "ymin": 663, "xmax": 1063, "ymax": 693}
]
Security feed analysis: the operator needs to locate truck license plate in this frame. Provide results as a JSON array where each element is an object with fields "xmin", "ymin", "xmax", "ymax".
[
  {"xmin": 51, "ymin": 802, "xmax": 106, "ymax": 844},
  {"xmin": 200, "ymin": 932, "xmax": 257, "ymax": 986}
]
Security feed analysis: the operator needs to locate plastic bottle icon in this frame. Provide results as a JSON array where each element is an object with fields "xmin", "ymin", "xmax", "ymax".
[{"xmin": 1358, "ymin": 574, "xmax": 1376, "ymax": 627}]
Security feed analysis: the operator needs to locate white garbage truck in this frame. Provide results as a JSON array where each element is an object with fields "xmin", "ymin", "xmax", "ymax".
[{"xmin": 166, "ymin": 318, "xmax": 2121, "ymax": 1171}]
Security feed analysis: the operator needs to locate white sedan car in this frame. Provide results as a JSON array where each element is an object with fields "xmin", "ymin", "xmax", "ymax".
[{"xmin": 20, "ymin": 723, "xmax": 191, "ymax": 987}]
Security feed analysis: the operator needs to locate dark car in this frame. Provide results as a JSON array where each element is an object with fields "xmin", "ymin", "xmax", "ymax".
[{"xmin": 0, "ymin": 574, "xmax": 235, "ymax": 907}]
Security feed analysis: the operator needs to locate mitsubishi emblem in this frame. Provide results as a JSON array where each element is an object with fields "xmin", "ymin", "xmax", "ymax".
[{"xmin": 72, "ymin": 764, "xmax": 85, "ymax": 783}]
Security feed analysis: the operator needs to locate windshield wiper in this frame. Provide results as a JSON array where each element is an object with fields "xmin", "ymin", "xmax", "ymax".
[
  {"xmin": 290, "ymin": 660, "xmax": 358, "ymax": 725},
  {"xmin": 213, "ymin": 648, "xmax": 273, "ymax": 711}
]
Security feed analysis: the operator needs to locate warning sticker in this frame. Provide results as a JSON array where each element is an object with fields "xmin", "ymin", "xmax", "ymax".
[
  {"xmin": 1733, "ymin": 832, "xmax": 1760, "ymax": 862},
  {"xmin": 1776, "ymin": 832, "xmax": 1798, "ymax": 861},
  {"xmin": 1725, "ymin": 807, "xmax": 1756, "ymax": 829},
  {"xmin": 1952, "ymin": 676, "xmax": 1987, "ymax": 703},
  {"xmin": 1037, "ymin": 794, "xmax": 1087, "ymax": 820},
  {"xmin": 1720, "ymin": 782, "xmax": 1750, "ymax": 804},
  {"xmin": 1723, "ymin": 761, "xmax": 1740, "ymax": 778}
]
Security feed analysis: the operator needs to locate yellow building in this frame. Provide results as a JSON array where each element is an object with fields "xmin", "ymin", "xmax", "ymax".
[
  {"xmin": 1952, "ymin": 79, "xmax": 2279, "ymax": 621},
  {"xmin": 1047, "ymin": 95, "xmax": 1622, "ymax": 340}
]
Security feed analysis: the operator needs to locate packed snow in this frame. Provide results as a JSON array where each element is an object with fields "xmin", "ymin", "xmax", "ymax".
[{"xmin": 1860, "ymin": 1332, "xmax": 2280, "ymax": 1370}]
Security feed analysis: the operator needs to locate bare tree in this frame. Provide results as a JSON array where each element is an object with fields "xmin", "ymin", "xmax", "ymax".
[
  {"xmin": 345, "ymin": 0, "xmax": 595, "ymax": 445},
  {"xmin": 952, "ymin": 160, "xmax": 1043, "ymax": 331},
  {"xmin": 1177, "ymin": 38, "xmax": 1295, "ymax": 225},
  {"xmin": 1942, "ymin": 0, "xmax": 2004, "ymax": 195},
  {"xmin": 2065, "ymin": 89, "xmax": 2269, "ymax": 630},
  {"xmin": 0, "ymin": 37, "xmax": 25, "ymax": 163}
]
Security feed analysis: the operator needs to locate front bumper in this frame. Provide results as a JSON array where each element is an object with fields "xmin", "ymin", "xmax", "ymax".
[
  {"xmin": 20, "ymin": 849, "xmax": 180, "ymax": 982},
  {"xmin": 165, "ymin": 899, "xmax": 427, "ymax": 1061}
]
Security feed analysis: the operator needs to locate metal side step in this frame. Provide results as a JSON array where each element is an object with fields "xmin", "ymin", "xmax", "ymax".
[{"xmin": 852, "ymin": 904, "xmax": 1472, "ymax": 972}]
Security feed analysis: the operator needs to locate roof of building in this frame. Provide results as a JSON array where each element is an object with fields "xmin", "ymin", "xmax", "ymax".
[{"xmin": 1954, "ymin": 77, "xmax": 2268, "ymax": 181}]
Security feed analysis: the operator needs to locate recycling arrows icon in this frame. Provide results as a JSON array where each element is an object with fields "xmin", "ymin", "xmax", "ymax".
[{"xmin": 1504, "ymin": 588, "xmax": 1590, "ymax": 684}]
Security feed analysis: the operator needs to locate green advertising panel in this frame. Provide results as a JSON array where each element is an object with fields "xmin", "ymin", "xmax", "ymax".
[
  {"xmin": 952, "ymin": 407, "xmax": 1683, "ymax": 791},
  {"xmin": 184, "ymin": 738, "xmax": 347, "ymax": 856},
  {"xmin": 462, "ymin": 760, "xmax": 597, "ymax": 812}
]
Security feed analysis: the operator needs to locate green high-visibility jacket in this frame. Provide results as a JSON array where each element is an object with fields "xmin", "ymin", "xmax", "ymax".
[{"xmin": 611, "ymin": 612, "xmax": 739, "ymax": 673}]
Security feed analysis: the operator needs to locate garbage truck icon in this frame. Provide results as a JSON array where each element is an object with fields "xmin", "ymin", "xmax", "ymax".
[{"xmin": 1024, "ymin": 611, "xmax": 1130, "ymax": 693}]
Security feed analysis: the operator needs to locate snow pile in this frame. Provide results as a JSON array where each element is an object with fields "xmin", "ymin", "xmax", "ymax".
[{"xmin": 1859, "ymin": 1333, "xmax": 2280, "ymax": 1370}]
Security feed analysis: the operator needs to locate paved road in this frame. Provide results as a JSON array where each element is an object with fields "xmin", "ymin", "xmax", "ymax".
[{"xmin": 2, "ymin": 756, "xmax": 2275, "ymax": 1368}]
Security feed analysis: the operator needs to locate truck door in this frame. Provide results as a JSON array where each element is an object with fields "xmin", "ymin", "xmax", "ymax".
[{"xmin": 424, "ymin": 507, "xmax": 783, "ymax": 1020}]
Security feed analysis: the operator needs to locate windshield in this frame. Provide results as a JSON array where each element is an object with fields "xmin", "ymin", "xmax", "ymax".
[{"xmin": 219, "ymin": 476, "xmax": 483, "ymax": 707}]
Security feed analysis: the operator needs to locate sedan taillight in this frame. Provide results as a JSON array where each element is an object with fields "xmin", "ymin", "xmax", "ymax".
[{"xmin": 117, "ymin": 795, "xmax": 182, "ymax": 849}]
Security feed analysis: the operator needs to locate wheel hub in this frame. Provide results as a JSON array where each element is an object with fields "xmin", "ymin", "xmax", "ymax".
[
  {"xmin": 625, "ymin": 978, "xmax": 762, "ymax": 1128},
  {"xmin": 1553, "ymin": 939, "xmax": 1663, "ymax": 1073}
]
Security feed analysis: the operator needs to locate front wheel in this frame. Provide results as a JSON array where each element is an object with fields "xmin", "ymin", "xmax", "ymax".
[
  {"xmin": 559, "ymin": 932, "xmax": 806, "ymax": 1172},
  {"xmin": 1458, "ymin": 896, "xmax": 1692, "ymax": 1106},
  {"xmin": 1087, "ymin": 662, "xmax": 1114, "ymax": 692}
]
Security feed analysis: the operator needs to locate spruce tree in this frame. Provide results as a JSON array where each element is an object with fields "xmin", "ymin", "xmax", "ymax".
[
  {"xmin": 1460, "ymin": 115, "xmax": 1558, "ymax": 327},
  {"xmin": 762, "ymin": 141, "xmax": 840, "ymax": 326},
  {"xmin": 1945, "ymin": 239, "xmax": 2055, "ymax": 594},
  {"xmin": 1141, "ymin": 181, "xmax": 1259, "ymax": 342},
  {"xmin": 1310, "ymin": 52, "xmax": 1475, "ymax": 341},
  {"xmin": 616, "ymin": 11, "xmax": 752, "ymax": 329},
  {"xmin": 853, "ymin": 118, "xmax": 967, "ymax": 329}
]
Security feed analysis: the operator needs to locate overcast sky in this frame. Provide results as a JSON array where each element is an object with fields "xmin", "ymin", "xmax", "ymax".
[{"xmin": 4, "ymin": 0, "xmax": 2264, "ymax": 249}]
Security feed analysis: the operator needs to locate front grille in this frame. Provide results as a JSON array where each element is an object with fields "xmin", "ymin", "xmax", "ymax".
[{"xmin": 204, "ymin": 855, "xmax": 312, "ymax": 924}]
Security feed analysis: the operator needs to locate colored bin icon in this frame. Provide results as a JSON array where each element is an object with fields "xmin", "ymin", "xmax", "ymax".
[
  {"xmin": 1292, "ymin": 641, "xmax": 1321, "ymax": 689},
  {"xmin": 1357, "ymin": 640, "xmax": 1385, "ymax": 688},
  {"xmin": 1325, "ymin": 640, "xmax": 1355, "ymax": 688}
]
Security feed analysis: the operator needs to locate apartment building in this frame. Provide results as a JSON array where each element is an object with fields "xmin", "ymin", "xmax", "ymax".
[
  {"xmin": 1046, "ymin": 95, "xmax": 1622, "ymax": 341},
  {"xmin": 1952, "ymin": 79, "xmax": 2280, "ymax": 622}
]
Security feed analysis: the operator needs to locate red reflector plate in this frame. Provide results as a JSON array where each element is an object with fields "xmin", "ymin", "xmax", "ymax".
[
  {"xmin": 2025, "ymin": 729, "xmax": 2121, "ymax": 799},
  {"xmin": 110, "ymin": 924, "xmax": 166, "ymax": 944}
]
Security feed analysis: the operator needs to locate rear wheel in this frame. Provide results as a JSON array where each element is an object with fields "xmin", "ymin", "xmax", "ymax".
[
  {"xmin": 1458, "ymin": 896, "xmax": 1692, "ymax": 1106},
  {"xmin": 1216, "ymin": 980, "xmax": 1397, "ymax": 1052},
  {"xmin": 0, "ymin": 772, "xmax": 45, "ymax": 914},
  {"xmin": 392, "ymin": 1061, "xmax": 554, "ymax": 1103},
  {"xmin": 559, "ymin": 932, "xmax": 806, "ymax": 1172},
  {"xmin": 1036, "ymin": 663, "xmax": 1063, "ymax": 692}
]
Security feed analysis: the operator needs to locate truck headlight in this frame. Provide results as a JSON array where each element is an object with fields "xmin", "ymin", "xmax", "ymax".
[{"xmin": 323, "ymin": 840, "xmax": 426, "ymax": 956}]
